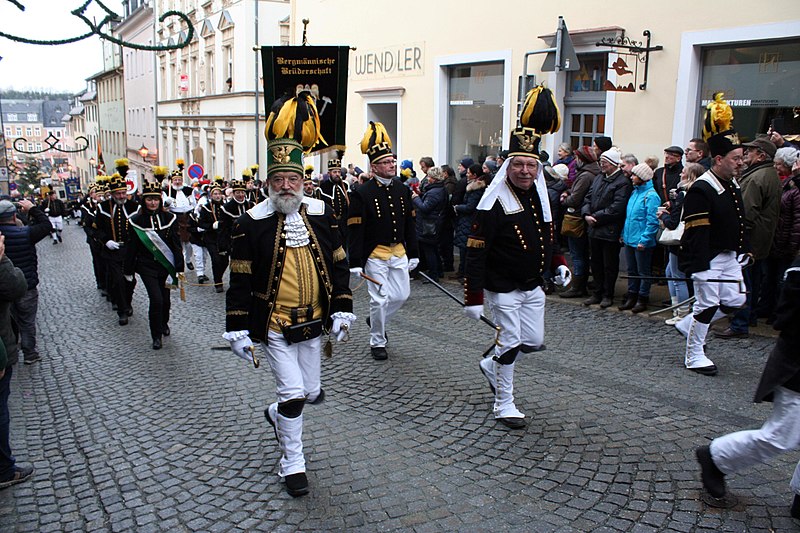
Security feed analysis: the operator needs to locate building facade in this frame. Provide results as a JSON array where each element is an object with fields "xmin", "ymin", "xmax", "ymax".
[
  {"xmin": 155, "ymin": 0, "xmax": 291, "ymax": 180},
  {"xmin": 291, "ymin": 0, "xmax": 800, "ymax": 169}
]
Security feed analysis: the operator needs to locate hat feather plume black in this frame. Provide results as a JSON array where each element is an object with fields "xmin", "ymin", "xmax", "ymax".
[
  {"xmin": 265, "ymin": 91, "xmax": 327, "ymax": 152},
  {"xmin": 519, "ymin": 85, "xmax": 561, "ymax": 134}
]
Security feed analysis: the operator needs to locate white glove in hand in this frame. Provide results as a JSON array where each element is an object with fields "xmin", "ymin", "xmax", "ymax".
[
  {"xmin": 464, "ymin": 305, "xmax": 483, "ymax": 321},
  {"xmin": 349, "ymin": 267, "xmax": 363, "ymax": 275},
  {"xmin": 737, "ymin": 253, "xmax": 754, "ymax": 268},
  {"xmin": 105, "ymin": 240, "xmax": 120, "ymax": 250},
  {"xmin": 124, "ymin": 275, "xmax": 134, "ymax": 283},
  {"xmin": 163, "ymin": 197, "xmax": 173, "ymax": 207},
  {"xmin": 407, "ymin": 258, "xmax": 420, "ymax": 271},
  {"xmin": 212, "ymin": 221, "xmax": 219, "ymax": 230},
  {"xmin": 44, "ymin": 208, "xmax": 50, "ymax": 214},
  {"xmin": 229, "ymin": 336, "xmax": 254, "ymax": 363},
  {"xmin": 554, "ymin": 265, "xmax": 572, "ymax": 287}
]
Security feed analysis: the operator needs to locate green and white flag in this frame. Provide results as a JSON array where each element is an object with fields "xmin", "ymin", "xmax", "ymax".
[{"xmin": 133, "ymin": 226, "xmax": 179, "ymax": 285}]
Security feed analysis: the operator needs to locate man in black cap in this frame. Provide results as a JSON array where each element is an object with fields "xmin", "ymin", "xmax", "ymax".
[
  {"xmin": 717, "ymin": 136, "xmax": 780, "ymax": 338},
  {"xmin": 678, "ymin": 129, "xmax": 748, "ymax": 376},
  {"xmin": 348, "ymin": 122, "xmax": 418, "ymax": 361},
  {"xmin": 653, "ymin": 146, "xmax": 685, "ymax": 205},
  {"xmin": 592, "ymin": 136, "xmax": 613, "ymax": 160}
]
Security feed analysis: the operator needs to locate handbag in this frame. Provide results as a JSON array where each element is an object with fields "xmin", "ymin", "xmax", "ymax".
[
  {"xmin": 419, "ymin": 218, "xmax": 439, "ymax": 241},
  {"xmin": 561, "ymin": 213, "xmax": 585, "ymax": 238},
  {"xmin": 659, "ymin": 221, "xmax": 684, "ymax": 246}
]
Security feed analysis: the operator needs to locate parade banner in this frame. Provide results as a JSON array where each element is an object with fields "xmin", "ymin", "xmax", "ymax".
[{"xmin": 261, "ymin": 46, "xmax": 349, "ymax": 153}]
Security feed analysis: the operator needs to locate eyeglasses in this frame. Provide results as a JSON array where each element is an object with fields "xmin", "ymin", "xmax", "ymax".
[
  {"xmin": 376, "ymin": 159, "xmax": 396, "ymax": 165},
  {"xmin": 685, "ymin": 148, "xmax": 697, "ymax": 153},
  {"xmin": 270, "ymin": 176, "xmax": 302, "ymax": 185}
]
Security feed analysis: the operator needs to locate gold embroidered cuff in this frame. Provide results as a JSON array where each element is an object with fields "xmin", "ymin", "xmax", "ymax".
[
  {"xmin": 685, "ymin": 219, "xmax": 710, "ymax": 229},
  {"xmin": 347, "ymin": 217, "xmax": 362, "ymax": 226},
  {"xmin": 230, "ymin": 259, "xmax": 253, "ymax": 274},
  {"xmin": 467, "ymin": 238, "xmax": 485, "ymax": 249},
  {"xmin": 333, "ymin": 246, "xmax": 346, "ymax": 262}
]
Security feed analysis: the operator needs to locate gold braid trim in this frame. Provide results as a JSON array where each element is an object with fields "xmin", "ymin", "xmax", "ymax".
[
  {"xmin": 230, "ymin": 259, "xmax": 252, "ymax": 274},
  {"xmin": 227, "ymin": 310, "xmax": 248, "ymax": 316},
  {"xmin": 333, "ymin": 246, "xmax": 346, "ymax": 263},
  {"xmin": 332, "ymin": 294, "xmax": 353, "ymax": 300},
  {"xmin": 467, "ymin": 238, "xmax": 485, "ymax": 249},
  {"xmin": 685, "ymin": 219, "xmax": 710, "ymax": 229},
  {"xmin": 253, "ymin": 291, "xmax": 270, "ymax": 300},
  {"xmin": 347, "ymin": 216, "xmax": 362, "ymax": 226}
]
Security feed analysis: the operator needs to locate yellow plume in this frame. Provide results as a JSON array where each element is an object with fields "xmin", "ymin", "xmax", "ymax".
[
  {"xmin": 520, "ymin": 85, "xmax": 561, "ymax": 134},
  {"xmin": 265, "ymin": 92, "xmax": 326, "ymax": 152},
  {"xmin": 360, "ymin": 122, "xmax": 392, "ymax": 154},
  {"xmin": 702, "ymin": 92, "xmax": 733, "ymax": 141}
]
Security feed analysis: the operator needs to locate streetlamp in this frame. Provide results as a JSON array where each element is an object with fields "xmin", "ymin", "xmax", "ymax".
[{"xmin": 138, "ymin": 144, "xmax": 149, "ymax": 160}]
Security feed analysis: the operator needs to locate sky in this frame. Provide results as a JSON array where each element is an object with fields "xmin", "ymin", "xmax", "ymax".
[{"xmin": 0, "ymin": 0, "xmax": 125, "ymax": 94}]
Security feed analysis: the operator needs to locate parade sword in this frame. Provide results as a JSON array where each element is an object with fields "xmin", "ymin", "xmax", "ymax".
[
  {"xmin": 418, "ymin": 272, "xmax": 502, "ymax": 352},
  {"xmin": 620, "ymin": 275, "xmax": 748, "ymax": 294}
]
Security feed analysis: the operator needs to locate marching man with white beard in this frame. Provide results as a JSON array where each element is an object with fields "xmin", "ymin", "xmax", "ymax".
[{"xmin": 224, "ymin": 93, "xmax": 355, "ymax": 497}]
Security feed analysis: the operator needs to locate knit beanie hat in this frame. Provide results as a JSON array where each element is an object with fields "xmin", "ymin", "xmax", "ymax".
[
  {"xmin": 600, "ymin": 148, "xmax": 622, "ymax": 166},
  {"xmin": 575, "ymin": 145, "xmax": 597, "ymax": 163},
  {"xmin": 631, "ymin": 163, "xmax": 654, "ymax": 182}
]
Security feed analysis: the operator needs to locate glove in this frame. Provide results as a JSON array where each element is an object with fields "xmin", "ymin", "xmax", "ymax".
[
  {"xmin": 163, "ymin": 197, "xmax": 174, "ymax": 207},
  {"xmin": 44, "ymin": 208, "xmax": 50, "ymax": 214},
  {"xmin": 105, "ymin": 240, "xmax": 120, "ymax": 250},
  {"xmin": 222, "ymin": 331, "xmax": 254, "ymax": 363},
  {"xmin": 554, "ymin": 265, "xmax": 572, "ymax": 287},
  {"xmin": 464, "ymin": 305, "xmax": 483, "ymax": 321},
  {"xmin": 331, "ymin": 312, "xmax": 356, "ymax": 342},
  {"xmin": 349, "ymin": 267, "xmax": 363, "ymax": 275},
  {"xmin": 407, "ymin": 258, "xmax": 420, "ymax": 271},
  {"xmin": 737, "ymin": 253, "xmax": 754, "ymax": 268},
  {"xmin": 212, "ymin": 221, "xmax": 219, "ymax": 230},
  {"xmin": 124, "ymin": 275, "xmax": 134, "ymax": 283}
]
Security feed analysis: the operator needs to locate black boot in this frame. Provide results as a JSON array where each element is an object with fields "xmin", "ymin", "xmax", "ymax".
[
  {"xmin": 152, "ymin": 337, "xmax": 162, "ymax": 350},
  {"xmin": 618, "ymin": 293, "xmax": 638, "ymax": 311},
  {"xmin": 791, "ymin": 494, "xmax": 800, "ymax": 519},
  {"xmin": 696, "ymin": 445, "xmax": 725, "ymax": 499},
  {"xmin": 582, "ymin": 293, "xmax": 602, "ymax": 306},
  {"xmin": 560, "ymin": 274, "xmax": 587, "ymax": 298},
  {"xmin": 631, "ymin": 295, "xmax": 649, "ymax": 314}
]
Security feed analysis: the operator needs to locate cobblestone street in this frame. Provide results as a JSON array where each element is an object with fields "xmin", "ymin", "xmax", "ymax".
[{"xmin": 0, "ymin": 222, "xmax": 795, "ymax": 532}]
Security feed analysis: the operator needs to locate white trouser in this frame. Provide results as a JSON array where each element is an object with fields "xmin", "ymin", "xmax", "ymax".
[
  {"xmin": 685, "ymin": 252, "xmax": 746, "ymax": 368},
  {"xmin": 711, "ymin": 387, "xmax": 800, "ymax": 494},
  {"xmin": 263, "ymin": 330, "xmax": 322, "ymax": 477},
  {"xmin": 191, "ymin": 244, "xmax": 207, "ymax": 276},
  {"xmin": 486, "ymin": 287, "xmax": 545, "ymax": 359},
  {"xmin": 484, "ymin": 287, "xmax": 545, "ymax": 418},
  {"xmin": 365, "ymin": 255, "xmax": 410, "ymax": 348},
  {"xmin": 263, "ymin": 330, "xmax": 322, "ymax": 403},
  {"xmin": 49, "ymin": 216, "xmax": 63, "ymax": 233},
  {"xmin": 182, "ymin": 242, "xmax": 195, "ymax": 268}
]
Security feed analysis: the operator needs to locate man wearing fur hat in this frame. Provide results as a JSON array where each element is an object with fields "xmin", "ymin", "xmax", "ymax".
[
  {"xmin": 224, "ymin": 93, "xmax": 355, "ymax": 497},
  {"xmin": 94, "ymin": 171, "xmax": 139, "ymax": 325},
  {"xmin": 464, "ymin": 86, "xmax": 571, "ymax": 429},
  {"xmin": 348, "ymin": 122, "xmax": 419, "ymax": 361}
]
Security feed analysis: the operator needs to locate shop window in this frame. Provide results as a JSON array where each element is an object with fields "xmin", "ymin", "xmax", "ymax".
[
  {"xmin": 700, "ymin": 39, "xmax": 800, "ymax": 141},
  {"xmin": 447, "ymin": 61, "xmax": 504, "ymax": 164}
]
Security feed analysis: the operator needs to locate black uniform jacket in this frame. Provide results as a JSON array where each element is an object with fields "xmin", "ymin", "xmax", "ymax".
[
  {"xmin": 225, "ymin": 196, "xmax": 353, "ymax": 343},
  {"xmin": 318, "ymin": 180, "xmax": 350, "ymax": 223},
  {"xmin": 125, "ymin": 209, "xmax": 184, "ymax": 278},
  {"xmin": 81, "ymin": 199, "xmax": 101, "ymax": 245},
  {"xmin": 464, "ymin": 178, "xmax": 554, "ymax": 307},
  {"xmin": 678, "ymin": 170, "xmax": 748, "ymax": 276},
  {"xmin": 220, "ymin": 198, "xmax": 254, "ymax": 253},
  {"xmin": 94, "ymin": 199, "xmax": 139, "ymax": 247},
  {"xmin": 197, "ymin": 200, "xmax": 225, "ymax": 251},
  {"xmin": 753, "ymin": 256, "xmax": 800, "ymax": 403},
  {"xmin": 347, "ymin": 177, "xmax": 418, "ymax": 268}
]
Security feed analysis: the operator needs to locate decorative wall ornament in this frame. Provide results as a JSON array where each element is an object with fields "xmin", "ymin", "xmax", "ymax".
[
  {"xmin": 595, "ymin": 30, "xmax": 663, "ymax": 91},
  {"xmin": 13, "ymin": 132, "xmax": 89, "ymax": 155},
  {"xmin": 0, "ymin": 0, "xmax": 194, "ymax": 51}
]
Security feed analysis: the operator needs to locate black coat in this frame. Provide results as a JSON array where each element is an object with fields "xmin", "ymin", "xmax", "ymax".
[
  {"xmin": 653, "ymin": 162, "xmax": 683, "ymax": 204},
  {"xmin": 581, "ymin": 170, "xmax": 632, "ymax": 242},
  {"xmin": 0, "ymin": 206, "xmax": 51, "ymax": 290},
  {"xmin": 453, "ymin": 179, "xmax": 486, "ymax": 249},
  {"xmin": 412, "ymin": 180, "xmax": 447, "ymax": 244},
  {"xmin": 753, "ymin": 255, "xmax": 800, "ymax": 403},
  {"xmin": 225, "ymin": 197, "xmax": 352, "ymax": 343},
  {"xmin": 125, "ymin": 209, "xmax": 184, "ymax": 279}
]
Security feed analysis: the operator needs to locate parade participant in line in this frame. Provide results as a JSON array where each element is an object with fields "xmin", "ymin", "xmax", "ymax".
[
  {"xmin": 224, "ymin": 92, "xmax": 355, "ymax": 497},
  {"xmin": 41, "ymin": 190, "xmax": 66, "ymax": 244},
  {"xmin": 125, "ymin": 181, "xmax": 184, "ymax": 350},
  {"xmin": 696, "ymin": 255, "xmax": 800, "ymax": 514},
  {"xmin": 317, "ymin": 154, "xmax": 350, "ymax": 242},
  {"xmin": 678, "ymin": 94, "xmax": 748, "ymax": 376},
  {"xmin": 464, "ymin": 86, "xmax": 569, "ymax": 429},
  {"xmin": 220, "ymin": 176, "xmax": 254, "ymax": 257},
  {"xmin": 197, "ymin": 177, "xmax": 229, "ymax": 293},
  {"xmin": 162, "ymin": 159, "xmax": 196, "ymax": 270},
  {"xmin": 80, "ymin": 182, "xmax": 108, "ymax": 296},
  {"xmin": 94, "ymin": 172, "xmax": 139, "ymax": 325},
  {"xmin": 348, "ymin": 122, "xmax": 419, "ymax": 361}
]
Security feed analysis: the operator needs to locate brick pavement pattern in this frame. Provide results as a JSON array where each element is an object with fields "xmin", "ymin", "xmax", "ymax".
[{"xmin": 0, "ymin": 222, "xmax": 795, "ymax": 532}]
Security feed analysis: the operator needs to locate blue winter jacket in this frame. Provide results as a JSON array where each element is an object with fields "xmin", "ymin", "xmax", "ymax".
[{"xmin": 622, "ymin": 180, "xmax": 661, "ymax": 248}]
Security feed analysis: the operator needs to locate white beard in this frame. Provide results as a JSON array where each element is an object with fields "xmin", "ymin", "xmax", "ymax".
[{"xmin": 268, "ymin": 187, "xmax": 303, "ymax": 214}]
